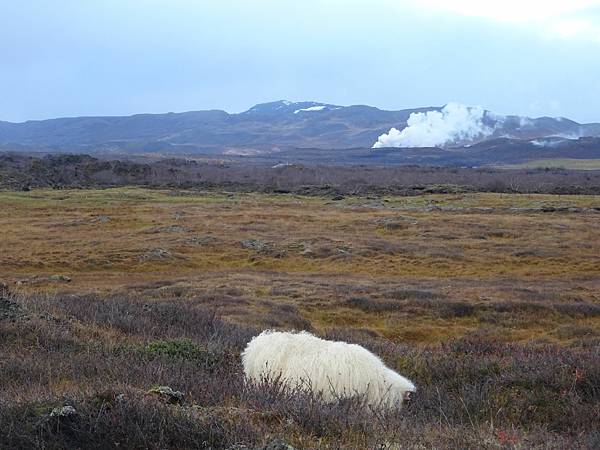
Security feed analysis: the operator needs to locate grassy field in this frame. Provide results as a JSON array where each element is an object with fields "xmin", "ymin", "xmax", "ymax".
[
  {"xmin": 1, "ymin": 188, "xmax": 600, "ymax": 448},
  {"xmin": 500, "ymin": 158, "xmax": 600, "ymax": 170}
]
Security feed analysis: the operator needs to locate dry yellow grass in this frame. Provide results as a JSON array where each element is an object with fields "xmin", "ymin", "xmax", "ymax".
[{"xmin": 2, "ymin": 188, "xmax": 600, "ymax": 344}]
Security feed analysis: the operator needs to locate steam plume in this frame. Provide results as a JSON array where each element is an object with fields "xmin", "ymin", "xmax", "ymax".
[{"xmin": 372, "ymin": 102, "xmax": 493, "ymax": 148}]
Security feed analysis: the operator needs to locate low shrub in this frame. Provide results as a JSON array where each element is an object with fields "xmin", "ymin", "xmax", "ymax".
[{"xmin": 2, "ymin": 293, "xmax": 599, "ymax": 449}]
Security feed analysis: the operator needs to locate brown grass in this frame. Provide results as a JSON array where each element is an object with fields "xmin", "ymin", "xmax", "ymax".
[
  {"xmin": 1, "ymin": 188, "xmax": 600, "ymax": 345},
  {"xmin": 2, "ymin": 188, "xmax": 600, "ymax": 448}
]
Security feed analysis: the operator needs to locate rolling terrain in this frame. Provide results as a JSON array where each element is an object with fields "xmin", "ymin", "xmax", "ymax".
[
  {"xmin": 1, "ymin": 188, "xmax": 600, "ymax": 448},
  {"xmin": 2, "ymin": 103, "xmax": 600, "ymax": 449},
  {"xmin": 2, "ymin": 101, "xmax": 600, "ymax": 166}
]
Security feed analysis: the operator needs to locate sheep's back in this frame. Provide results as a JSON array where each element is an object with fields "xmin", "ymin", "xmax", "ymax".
[{"xmin": 242, "ymin": 331, "xmax": 386, "ymax": 396}]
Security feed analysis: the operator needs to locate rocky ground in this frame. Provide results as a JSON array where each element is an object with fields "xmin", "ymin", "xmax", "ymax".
[{"xmin": 4, "ymin": 152, "xmax": 600, "ymax": 195}]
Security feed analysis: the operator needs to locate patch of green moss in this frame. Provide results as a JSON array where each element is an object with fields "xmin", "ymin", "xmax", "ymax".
[{"xmin": 142, "ymin": 338, "xmax": 223, "ymax": 370}]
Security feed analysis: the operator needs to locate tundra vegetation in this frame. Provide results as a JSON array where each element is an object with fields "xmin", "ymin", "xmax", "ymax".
[{"xmin": 1, "ymin": 187, "xmax": 599, "ymax": 449}]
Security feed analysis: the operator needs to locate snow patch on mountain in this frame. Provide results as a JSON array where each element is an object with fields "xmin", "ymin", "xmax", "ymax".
[{"xmin": 294, "ymin": 106, "xmax": 327, "ymax": 114}]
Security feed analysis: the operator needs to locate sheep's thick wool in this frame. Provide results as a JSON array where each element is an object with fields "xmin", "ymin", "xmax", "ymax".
[{"xmin": 242, "ymin": 330, "xmax": 416, "ymax": 409}]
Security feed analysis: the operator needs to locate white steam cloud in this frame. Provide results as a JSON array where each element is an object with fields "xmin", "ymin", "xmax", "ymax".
[{"xmin": 372, "ymin": 102, "xmax": 493, "ymax": 148}]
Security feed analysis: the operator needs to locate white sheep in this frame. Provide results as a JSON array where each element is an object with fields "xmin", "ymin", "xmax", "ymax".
[{"xmin": 241, "ymin": 330, "xmax": 416, "ymax": 409}]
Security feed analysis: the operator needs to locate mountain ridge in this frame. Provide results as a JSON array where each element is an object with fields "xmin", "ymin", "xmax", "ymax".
[{"xmin": 1, "ymin": 101, "xmax": 599, "ymax": 163}]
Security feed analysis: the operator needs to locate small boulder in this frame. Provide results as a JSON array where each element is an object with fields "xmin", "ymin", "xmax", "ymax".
[
  {"xmin": 49, "ymin": 274, "xmax": 72, "ymax": 283},
  {"xmin": 50, "ymin": 405, "xmax": 77, "ymax": 418},
  {"xmin": 139, "ymin": 248, "xmax": 173, "ymax": 261},
  {"xmin": 42, "ymin": 405, "xmax": 79, "ymax": 428},
  {"xmin": 165, "ymin": 225, "xmax": 186, "ymax": 233},
  {"xmin": 241, "ymin": 239, "xmax": 286, "ymax": 258},
  {"xmin": 147, "ymin": 386, "xmax": 184, "ymax": 404},
  {"xmin": 185, "ymin": 235, "xmax": 216, "ymax": 245},
  {"xmin": 151, "ymin": 248, "xmax": 172, "ymax": 259},
  {"xmin": 90, "ymin": 215, "xmax": 111, "ymax": 224},
  {"xmin": 241, "ymin": 239, "xmax": 269, "ymax": 252}
]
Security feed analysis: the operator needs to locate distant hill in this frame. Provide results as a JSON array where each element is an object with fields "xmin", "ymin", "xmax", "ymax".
[
  {"xmin": 0, "ymin": 101, "xmax": 596, "ymax": 149},
  {"xmin": 1, "ymin": 101, "xmax": 599, "ymax": 165},
  {"xmin": 0, "ymin": 101, "xmax": 428, "ymax": 152}
]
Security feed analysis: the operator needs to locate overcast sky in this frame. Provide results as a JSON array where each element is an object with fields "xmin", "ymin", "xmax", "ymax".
[{"xmin": 1, "ymin": 0, "xmax": 599, "ymax": 122}]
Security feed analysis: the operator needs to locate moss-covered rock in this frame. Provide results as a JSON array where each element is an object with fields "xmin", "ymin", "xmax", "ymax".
[{"xmin": 147, "ymin": 386, "xmax": 184, "ymax": 404}]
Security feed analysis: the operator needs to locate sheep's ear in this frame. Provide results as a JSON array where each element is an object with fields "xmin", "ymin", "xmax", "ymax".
[{"xmin": 403, "ymin": 391, "xmax": 412, "ymax": 402}]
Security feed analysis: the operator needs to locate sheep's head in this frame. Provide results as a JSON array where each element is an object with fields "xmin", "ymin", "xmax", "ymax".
[{"xmin": 383, "ymin": 368, "xmax": 416, "ymax": 408}]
